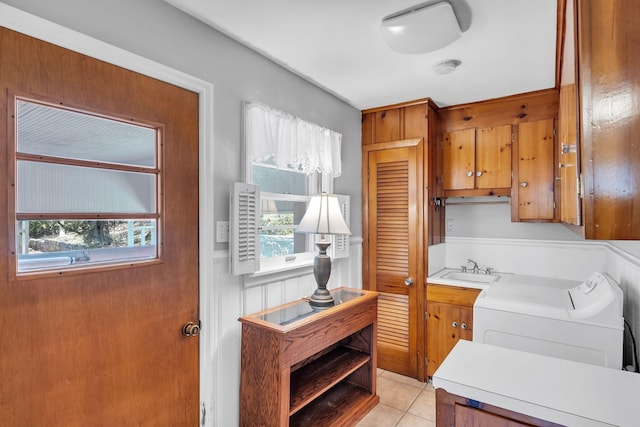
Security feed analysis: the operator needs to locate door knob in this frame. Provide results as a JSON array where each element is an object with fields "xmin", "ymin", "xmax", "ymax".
[
  {"xmin": 404, "ymin": 277, "xmax": 413, "ymax": 286},
  {"xmin": 520, "ymin": 181, "xmax": 528, "ymax": 188},
  {"xmin": 466, "ymin": 171, "xmax": 473, "ymax": 177},
  {"xmin": 461, "ymin": 323, "xmax": 468, "ymax": 330},
  {"xmin": 182, "ymin": 321, "xmax": 201, "ymax": 337},
  {"xmin": 452, "ymin": 321, "xmax": 458, "ymax": 328},
  {"xmin": 476, "ymin": 171, "xmax": 483, "ymax": 177}
]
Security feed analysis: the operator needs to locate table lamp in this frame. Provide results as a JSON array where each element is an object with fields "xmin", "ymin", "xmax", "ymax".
[{"xmin": 296, "ymin": 193, "xmax": 351, "ymax": 309}]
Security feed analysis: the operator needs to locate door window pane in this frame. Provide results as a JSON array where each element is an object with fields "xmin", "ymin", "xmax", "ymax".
[
  {"xmin": 13, "ymin": 98, "xmax": 160, "ymax": 274},
  {"xmin": 17, "ymin": 161, "xmax": 156, "ymax": 213},
  {"xmin": 17, "ymin": 219, "xmax": 157, "ymax": 272},
  {"xmin": 17, "ymin": 100, "xmax": 156, "ymax": 167}
]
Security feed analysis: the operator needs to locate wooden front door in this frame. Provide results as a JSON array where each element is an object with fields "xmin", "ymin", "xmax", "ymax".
[
  {"xmin": 364, "ymin": 139, "xmax": 423, "ymax": 378},
  {"xmin": 0, "ymin": 28, "xmax": 200, "ymax": 425}
]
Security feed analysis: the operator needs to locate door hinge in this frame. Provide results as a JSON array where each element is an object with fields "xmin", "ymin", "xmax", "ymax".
[
  {"xmin": 424, "ymin": 311, "xmax": 428, "ymax": 321},
  {"xmin": 577, "ymin": 174, "xmax": 583, "ymax": 198}
]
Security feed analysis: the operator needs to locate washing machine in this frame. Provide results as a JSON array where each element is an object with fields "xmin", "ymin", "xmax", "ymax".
[{"xmin": 473, "ymin": 271, "xmax": 624, "ymax": 369}]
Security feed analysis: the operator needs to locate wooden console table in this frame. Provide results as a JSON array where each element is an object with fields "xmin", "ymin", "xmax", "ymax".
[{"xmin": 239, "ymin": 287, "xmax": 379, "ymax": 426}]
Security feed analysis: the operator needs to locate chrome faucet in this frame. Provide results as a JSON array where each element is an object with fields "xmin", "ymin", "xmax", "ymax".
[{"xmin": 467, "ymin": 259, "xmax": 480, "ymax": 274}]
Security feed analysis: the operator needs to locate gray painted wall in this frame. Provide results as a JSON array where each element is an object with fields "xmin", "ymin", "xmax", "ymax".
[{"xmin": 4, "ymin": 0, "xmax": 363, "ymax": 251}]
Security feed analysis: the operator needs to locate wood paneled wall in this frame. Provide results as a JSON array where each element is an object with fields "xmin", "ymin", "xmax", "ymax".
[{"xmin": 438, "ymin": 89, "xmax": 559, "ymax": 133}]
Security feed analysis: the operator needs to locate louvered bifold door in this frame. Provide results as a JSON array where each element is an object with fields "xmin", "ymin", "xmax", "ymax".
[{"xmin": 367, "ymin": 142, "xmax": 421, "ymax": 377}]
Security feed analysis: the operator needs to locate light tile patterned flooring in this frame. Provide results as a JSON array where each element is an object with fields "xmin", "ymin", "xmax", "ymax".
[{"xmin": 356, "ymin": 369, "xmax": 436, "ymax": 427}]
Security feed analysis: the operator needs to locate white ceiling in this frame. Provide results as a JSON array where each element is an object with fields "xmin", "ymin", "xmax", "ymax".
[{"xmin": 166, "ymin": 0, "xmax": 558, "ymax": 110}]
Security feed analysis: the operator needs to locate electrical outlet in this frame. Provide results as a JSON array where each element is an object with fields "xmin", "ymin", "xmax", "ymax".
[
  {"xmin": 216, "ymin": 221, "xmax": 229, "ymax": 243},
  {"xmin": 447, "ymin": 219, "xmax": 454, "ymax": 232}
]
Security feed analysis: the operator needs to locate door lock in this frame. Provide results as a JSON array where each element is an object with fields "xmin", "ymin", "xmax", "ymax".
[{"xmin": 182, "ymin": 321, "xmax": 201, "ymax": 337}]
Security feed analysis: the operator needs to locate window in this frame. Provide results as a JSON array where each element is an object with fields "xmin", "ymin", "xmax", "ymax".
[
  {"xmin": 11, "ymin": 97, "xmax": 160, "ymax": 275},
  {"xmin": 230, "ymin": 102, "xmax": 348, "ymax": 275}
]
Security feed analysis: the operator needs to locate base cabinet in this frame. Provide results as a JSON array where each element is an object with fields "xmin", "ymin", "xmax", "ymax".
[
  {"xmin": 239, "ymin": 288, "xmax": 379, "ymax": 427},
  {"xmin": 436, "ymin": 388, "xmax": 564, "ymax": 427},
  {"xmin": 426, "ymin": 284, "xmax": 480, "ymax": 377}
]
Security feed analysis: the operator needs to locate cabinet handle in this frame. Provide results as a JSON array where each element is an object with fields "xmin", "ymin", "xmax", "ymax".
[
  {"xmin": 452, "ymin": 321, "xmax": 458, "ymax": 328},
  {"xmin": 520, "ymin": 181, "xmax": 528, "ymax": 188},
  {"xmin": 461, "ymin": 323, "xmax": 468, "ymax": 330},
  {"xmin": 476, "ymin": 171, "xmax": 482, "ymax": 177},
  {"xmin": 404, "ymin": 277, "xmax": 413, "ymax": 286},
  {"xmin": 466, "ymin": 171, "xmax": 473, "ymax": 177}
]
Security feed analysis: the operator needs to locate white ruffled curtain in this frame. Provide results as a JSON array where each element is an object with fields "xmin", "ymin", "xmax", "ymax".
[{"xmin": 245, "ymin": 102, "xmax": 342, "ymax": 177}]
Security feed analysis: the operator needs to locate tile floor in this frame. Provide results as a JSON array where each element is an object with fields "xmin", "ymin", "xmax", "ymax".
[{"xmin": 356, "ymin": 369, "xmax": 436, "ymax": 427}]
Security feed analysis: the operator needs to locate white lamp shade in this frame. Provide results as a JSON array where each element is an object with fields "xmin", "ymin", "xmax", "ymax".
[
  {"xmin": 380, "ymin": 1, "xmax": 462, "ymax": 54},
  {"xmin": 296, "ymin": 193, "xmax": 351, "ymax": 236}
]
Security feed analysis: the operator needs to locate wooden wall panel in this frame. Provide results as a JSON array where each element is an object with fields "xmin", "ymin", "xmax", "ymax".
[{"xmin": 439, "ymin": 89, "xmax": 559, "ymax": 133}]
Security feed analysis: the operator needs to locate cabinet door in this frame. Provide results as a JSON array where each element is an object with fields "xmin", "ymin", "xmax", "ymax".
[
  {"xmin": 457, "ymin": 306, "xmax": 474, "ymax": 341},
  {"xmin": 516, "ymin": 119, "xmax": 555, "ymax": 220},
  {"xmin": 579, "ymin": 0, "xmax": 640, "ymax": 239},
  {"xmin": 426, "ymin": 302, "xmax": 474, "ymax": 376},
  {"xmin": 559, "ymin": 83, "xmax": 580, "ymax": 225},
  {"xmin": 426, "ymin": 301, "xmax": 454, "ymax": 377},
  {"xmin": 558, "ymin": 0, "xmax": 581, "ymax": 226},
  {"xmin": 476, "ymin": 125, "xmax": 512, "ymax": 190},
  {"xmin": 443, "ymin": 128, "xmax": 475, "ymax": 190},
  {"xmin": 374, "ymin": 108, "xmax": 401, "ymax": 143}
]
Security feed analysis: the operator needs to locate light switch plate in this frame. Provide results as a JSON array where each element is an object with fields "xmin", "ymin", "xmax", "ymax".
[{"xmin": 216, "ymin": 221, "xmax": 229, "ymax": 243}]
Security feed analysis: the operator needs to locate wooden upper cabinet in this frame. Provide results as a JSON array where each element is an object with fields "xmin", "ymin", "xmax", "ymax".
[
  {"xmin": 558, "ymin": 83, "xmax": 579, "ymax": 225},
  {"xmin": 574, "ymin": 0, "xmax": 640, "ymax": 239},
  {"xmin": 374, "ymin": 108, "xmax": 401, "ymax": 142},
  {"xmin": 513, "ymin": 119, "xmax": 555, "ymax": 221},
  {"xmin": 362, "ymin": 99, "xmax": 433, "ymax": 145},
  {"xmin": 443, "ymin": 128, "xmax": 475, "ymax": 191},
  {"xmin": 403, "ymin": 103, "xmax": 428, "ymax": 138},
  {"xmin": 476, "ymin": 125, "xmax": 512, "ymax": 190},
  {"xmin": 557, "ymin": 0, "xmax": 581, "ymax": 226},
  {"xmin": 443, "ymin": 125, "xmax": 512, "ymax": 196},
  {"xmin": 361, "ymin": 107, "xmax": 402, "ymax": 145}
]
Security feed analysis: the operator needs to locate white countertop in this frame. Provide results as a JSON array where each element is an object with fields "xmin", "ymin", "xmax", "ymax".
[{"xmin": 432, "ymin": 340, "xmax": 640, "ymax": 426}]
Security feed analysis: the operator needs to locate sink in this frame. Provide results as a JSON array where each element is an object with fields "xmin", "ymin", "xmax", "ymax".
[{"xmin": 441, "ymin": 271, "xmax": 500, "ymax": 284}]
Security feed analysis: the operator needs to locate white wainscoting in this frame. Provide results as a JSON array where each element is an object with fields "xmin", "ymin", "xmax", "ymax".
[{"xmin": 202, "ymin": 238, "xmax": 363, "ymax": 426}]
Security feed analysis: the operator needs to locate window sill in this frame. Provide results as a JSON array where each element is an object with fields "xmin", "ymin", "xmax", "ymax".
[{"xmin": 243, "ymin": 257, "xmax": 315, "ymax": 288}]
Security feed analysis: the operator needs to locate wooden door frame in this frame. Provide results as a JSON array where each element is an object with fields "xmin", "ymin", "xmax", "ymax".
[{"xmin": 0, "ymin": 4, "xmax": 215, "ymax": 425}]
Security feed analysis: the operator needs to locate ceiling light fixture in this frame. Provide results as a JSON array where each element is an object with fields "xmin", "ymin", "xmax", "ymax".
[{"xmin": 380, "ymin": 1, "xmax": 462, "ymax": 54}]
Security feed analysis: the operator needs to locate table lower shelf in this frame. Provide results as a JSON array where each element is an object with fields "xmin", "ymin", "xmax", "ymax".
[
  {"xmin": 289, "ymin": 381, "xmax": 379, "ymax": 427},
  {"xmin": 290, "ymin": 346, "xmax": 370, "ymax": 414}
]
